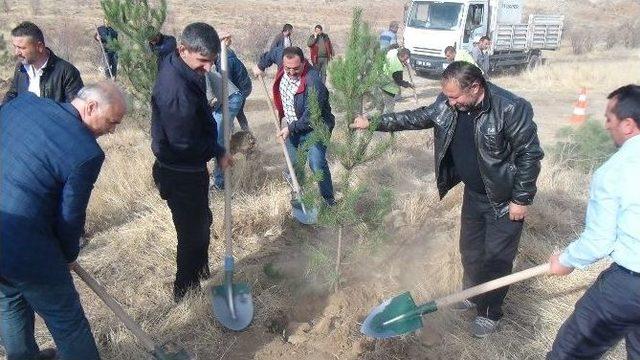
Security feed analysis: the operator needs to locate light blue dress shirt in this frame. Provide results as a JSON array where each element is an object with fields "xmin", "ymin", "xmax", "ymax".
[{"xmin": 560, "ymin": 134, "xmax": 640, "ymax": 272}]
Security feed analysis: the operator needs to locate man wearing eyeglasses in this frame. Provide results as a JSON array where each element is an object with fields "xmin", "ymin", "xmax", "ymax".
[{"xmin": 263, "ymin": 46, "xmax": 336, "ymax": 206}]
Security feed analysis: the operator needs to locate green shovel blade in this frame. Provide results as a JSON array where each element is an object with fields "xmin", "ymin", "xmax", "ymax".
[{"xmin": 361, "ymin": 292, "xmax": 437, "ymax": 339}]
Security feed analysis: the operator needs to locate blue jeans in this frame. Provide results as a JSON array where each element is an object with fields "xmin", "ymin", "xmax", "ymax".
[
  {"xmin": 212, "ymin": 91, "xmax": 244, "ymax": 189},
  {"xmin": 0, "ymin": 275, "xmax": 99, "ymax": 360},
  {"xmin": 285, "ymin": 131, "xmax": 335, "ymax": 203},
  {"xmin": 547, "ymin": 264, "xmax": 640, "ymax": 359},
  {"xmin": 104, "ymin": 51, "xmax": 117, "ymax": 79}
]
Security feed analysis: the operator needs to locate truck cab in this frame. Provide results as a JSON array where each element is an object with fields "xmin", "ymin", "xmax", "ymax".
[{"xmin": 403, "ymin": 0, "xmax": 563, "ymax": 76}]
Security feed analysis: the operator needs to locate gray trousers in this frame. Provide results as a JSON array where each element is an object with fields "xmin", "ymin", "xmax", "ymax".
[{"xmin": 315, "ymin": 57, "xmax": 330, "ymax": 84}]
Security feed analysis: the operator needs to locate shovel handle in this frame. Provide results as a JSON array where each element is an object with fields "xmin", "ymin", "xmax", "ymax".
[
  {"xmin": 258, "ymin": 75, "xmax": 305, "ymax": 197},
  {"xmin": 405, "ymin": 63, "xmax": 418, "ymax": 103},
  {"xmin": 220, "ymin": 42, "xmax": 234, "ymax": 257},
  {"xmin": 94, "ymin": 25, "xmax": 114, "ymax": 80},
  {"xmin": 72, "ymin": 263, "xmax": 158, "ymax": 352},
  {"xmin": 435, "ymin": 263, "xmax": 551, "ymax": 308}
]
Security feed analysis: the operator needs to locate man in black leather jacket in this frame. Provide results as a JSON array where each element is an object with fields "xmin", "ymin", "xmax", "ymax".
[
  {"xmin": 352, "ymin": 61, "xmax": 544, "ymax": 337},
  {"xmin": 3, "ymin": 21, "xmax": 83, "ymax": 104}
]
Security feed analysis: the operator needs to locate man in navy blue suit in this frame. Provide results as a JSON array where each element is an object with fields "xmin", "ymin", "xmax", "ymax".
[{"xmin": 0, "ymin": 81, "xmax": 127, "ymax": 360}]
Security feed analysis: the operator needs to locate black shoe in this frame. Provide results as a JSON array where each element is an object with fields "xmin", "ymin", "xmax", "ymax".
[{"xmin": 37, "ymin": 348, "xmax": 58, "ymax": 360}]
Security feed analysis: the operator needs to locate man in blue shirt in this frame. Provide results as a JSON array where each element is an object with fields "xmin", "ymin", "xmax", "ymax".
[
  {"xmin": 379, "ymin": 21, "xmax": 399, "ymax": 51},
  {"xmin": 0, "ymin": 81, "xmax": 127, "ymax": 360},
  {"xmin": 548, "ymin": 84, "xmax": 640, "ymax": 359}
]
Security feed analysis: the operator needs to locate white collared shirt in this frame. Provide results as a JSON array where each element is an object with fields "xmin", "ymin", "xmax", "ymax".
[{"xmin": 25, "ymin": 59, "xmax": 48, "ymax": 97}]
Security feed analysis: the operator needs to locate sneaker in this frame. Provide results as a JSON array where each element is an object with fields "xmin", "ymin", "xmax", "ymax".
[
  {"xmin": 450, "ymin": 299, "xmax": 476, "ymax": 312},
  {"xmin": 472, "ymin": 316, "xmax": 500, "ymax": 338}
]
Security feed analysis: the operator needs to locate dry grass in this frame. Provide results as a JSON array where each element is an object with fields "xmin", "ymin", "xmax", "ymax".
[{"xmin": 1, "ymin": 1, "xmax": 637, "ymax": 359}]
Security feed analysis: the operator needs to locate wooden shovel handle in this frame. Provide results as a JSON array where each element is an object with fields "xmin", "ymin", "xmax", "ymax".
[
  {"xmin": 72, "ymin": 263, "xmax": 158, "ymax": 352},
  {"xmin": 435, "ymin": 263, "xmax": 551, "ymax": 308}
]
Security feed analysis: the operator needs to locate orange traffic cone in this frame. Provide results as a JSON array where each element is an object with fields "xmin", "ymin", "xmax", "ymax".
[{"xmin": 569, "ymin": 87, "xmax": 588, "ymax": 124}]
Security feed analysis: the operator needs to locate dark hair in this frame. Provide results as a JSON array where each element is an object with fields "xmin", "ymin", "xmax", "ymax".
[
  {"xmin": 283, "ymin": 46, "xmax": 304, "ymax": 61},
  {"xmin": 480, "ymin": 35, "xmax": 491, "ymax": 42},
  {"xmin": 607, "ymin": 84, "xmax": 640, "ymax": 128},
  {"xmin": 315, "ymin": 24, "xmax": 323, "ymax": 31},
  {"xmin": 441, "ymin": 61, "xmax": 486, "ymax": 90},
  {"xmin": 11, "ymin": 21, "xmax": 45, "ymax": 44},
  {"xmin": 397, "ymin": 47, "xmax": 411, "ymax": 58},
  {"xmin": 180, "ymin": 22, "xmax": 220, "ymax": 57},
  {"xmin": 389, "ymin": 21, "xmax": 399, "ymax": 30},
  {"xmin": 283, "ymin": 23, "xmax": 293, "ymax": 32},
  {"xmin": 444, "ymin": 46, "xmax": 456, "ymax": 54}
]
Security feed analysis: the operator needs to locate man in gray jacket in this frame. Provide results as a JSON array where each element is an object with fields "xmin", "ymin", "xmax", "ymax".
[{"xmin": 471, "ymin": 36, "xmax": 491, "ymax": 76}]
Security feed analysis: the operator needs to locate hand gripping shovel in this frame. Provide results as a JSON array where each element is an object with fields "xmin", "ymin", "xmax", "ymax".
[
  {"xmin": 72, "ymin": 263, "xmax": 192, "ymax": 360},
  {"xmin": 258, "ymin": 74, "xmax": 318, "ymax": 225},
  {"xmin": 361, "ymin": 263, "xmax": 550, "ymax": 339},
  {"xmin": 211, "ymin": 42, "xmax": 254, "ymax": 331}
]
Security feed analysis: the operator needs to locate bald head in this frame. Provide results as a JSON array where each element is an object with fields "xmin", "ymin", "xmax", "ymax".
[{"xmin": 72, "ymin": 81, "xmax": 128, "ymax": 137}]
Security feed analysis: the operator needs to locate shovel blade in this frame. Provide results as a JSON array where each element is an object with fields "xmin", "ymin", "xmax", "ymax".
[
  {"xmin": 291, "ymin": 199, "xmax": 318, "ymax": 225},
  {"xmin": 212, "ymin": 283, "xmax": 254, "ymax": 331},
  {"xmin": 361, "ymin": 292, "xmax": 423, "ymax": 339}
]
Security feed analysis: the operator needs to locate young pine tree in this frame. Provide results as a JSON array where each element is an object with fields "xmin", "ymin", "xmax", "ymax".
[
  {"xmin": 298, "ymin": 8, "xmax": 394, "ymax": 290},
  {"xmin": 100, "ymin": 0, "xmax": 166, "ymax": 104}
]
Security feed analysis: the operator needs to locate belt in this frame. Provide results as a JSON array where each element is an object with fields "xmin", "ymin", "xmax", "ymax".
[
  {"xmin": 615, "ymin": 263, "xmax": 640, "ymax": 277},
  {"xmin": 155, "ymin": 159, "xmax": 207, "ymax": 173}
]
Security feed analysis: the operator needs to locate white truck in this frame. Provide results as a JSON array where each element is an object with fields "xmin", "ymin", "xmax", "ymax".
[{"xmin": 402, "ymin": 0, "xmax": 564, "ymax": 76}]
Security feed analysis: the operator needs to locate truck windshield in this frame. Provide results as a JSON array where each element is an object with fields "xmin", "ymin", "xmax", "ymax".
[{"xmin": 407, "ymin": 2, "xmax": 463, "ymax": 30}]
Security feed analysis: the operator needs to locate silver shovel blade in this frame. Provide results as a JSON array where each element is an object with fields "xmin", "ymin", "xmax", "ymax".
[
  {"xmin": 291, "ymin": 199, "xmax": 318, "ymax": 225},
  {"xmin": 212, "ymin": 284, "xmax": 254, "ymax": 331}
]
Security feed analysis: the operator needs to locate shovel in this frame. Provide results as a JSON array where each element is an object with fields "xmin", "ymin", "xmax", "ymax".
[
  {"xmin": 211, "ymin": 42, "xmax": 254, "ymax": 331},
  {"xmin": 361, "ymin": 263, "xmax": 550, "ymax": 339},
  {"xmin": 72, "ymin": 263, "xmax": 192, "ymax": 360},
  {"xmin": 258, "ymin": 74, "xmax": 318, "ymax": 225},
  {"xmin": 405, "ymin": 62, "xmax": 418, "ymax": 104},
  {"xmin": 95, "ymin": 25, "xmax": 114, "ymax": 80}
]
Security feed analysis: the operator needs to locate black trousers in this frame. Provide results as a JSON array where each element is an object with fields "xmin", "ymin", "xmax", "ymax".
[
  {"xmin": 152, "ymin": 161, "xmax": 212, "ymax": 300},
  {"xmin": 459, "ymin": 188, "xmax": 523, "ymax": 320},
  {"xmin": 547, "ymin": 264, "xmax": 640, "ymax": 360}
]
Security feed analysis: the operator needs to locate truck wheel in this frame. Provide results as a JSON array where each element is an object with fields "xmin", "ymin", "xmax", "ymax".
[{"xmin": 527, "ymin": 55, "xmax": 542, "ymax": 71}]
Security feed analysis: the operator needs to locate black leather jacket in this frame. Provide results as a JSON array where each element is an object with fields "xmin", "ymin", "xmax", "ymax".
[
  {"xmin": 3, "ymin": 49, "xmax": 83, "ymax": 104},
  {"xmin": 378, "ymin": 82, "xmax": 544, "ymax": 217}
]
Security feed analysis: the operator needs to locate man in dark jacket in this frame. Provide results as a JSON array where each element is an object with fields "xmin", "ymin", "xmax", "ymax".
[
  {"xmin": 272, "ymin": 46, "xmax": 335, "ymax": 204},
  {"xmin": 95, "ymin": 20, "xmax": 118, "ymax": 79},
  {"xmin": 151, "ymin": 22, "xmax": 233, "ymax": 302},
  {"xmin": 216, "ymin": 33, "xmax": 253, "ymax": 131},
  {"xmin": 307, "ymin": 24, "xmax": 333, "ymax": 84},
  {"xmin": 149, "ymin": 31, "xmax": 177, "ymax": 61},
  {"xmin": 0, "ymin": 81, "xmax": 127, "ymax": 360},
  {"xmin": 3, "ymin": 21, "xmax": 83, "ymax": 104},
  {"xmin": 253, "ymin": 23, "xmax": 294, "ymax": 76},
  {"xmin": 351, "ymin": 61, "xmax": 544, "ymax": 337}
]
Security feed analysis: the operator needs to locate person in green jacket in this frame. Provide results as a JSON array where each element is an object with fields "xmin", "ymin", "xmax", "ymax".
[
  {"xmin": 445, "ymin": 46, "xmax": 478, "ymax": 68},
  {"xmin": 381, "ymin": 47, "xmax": 413, "ymax": 113}
]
